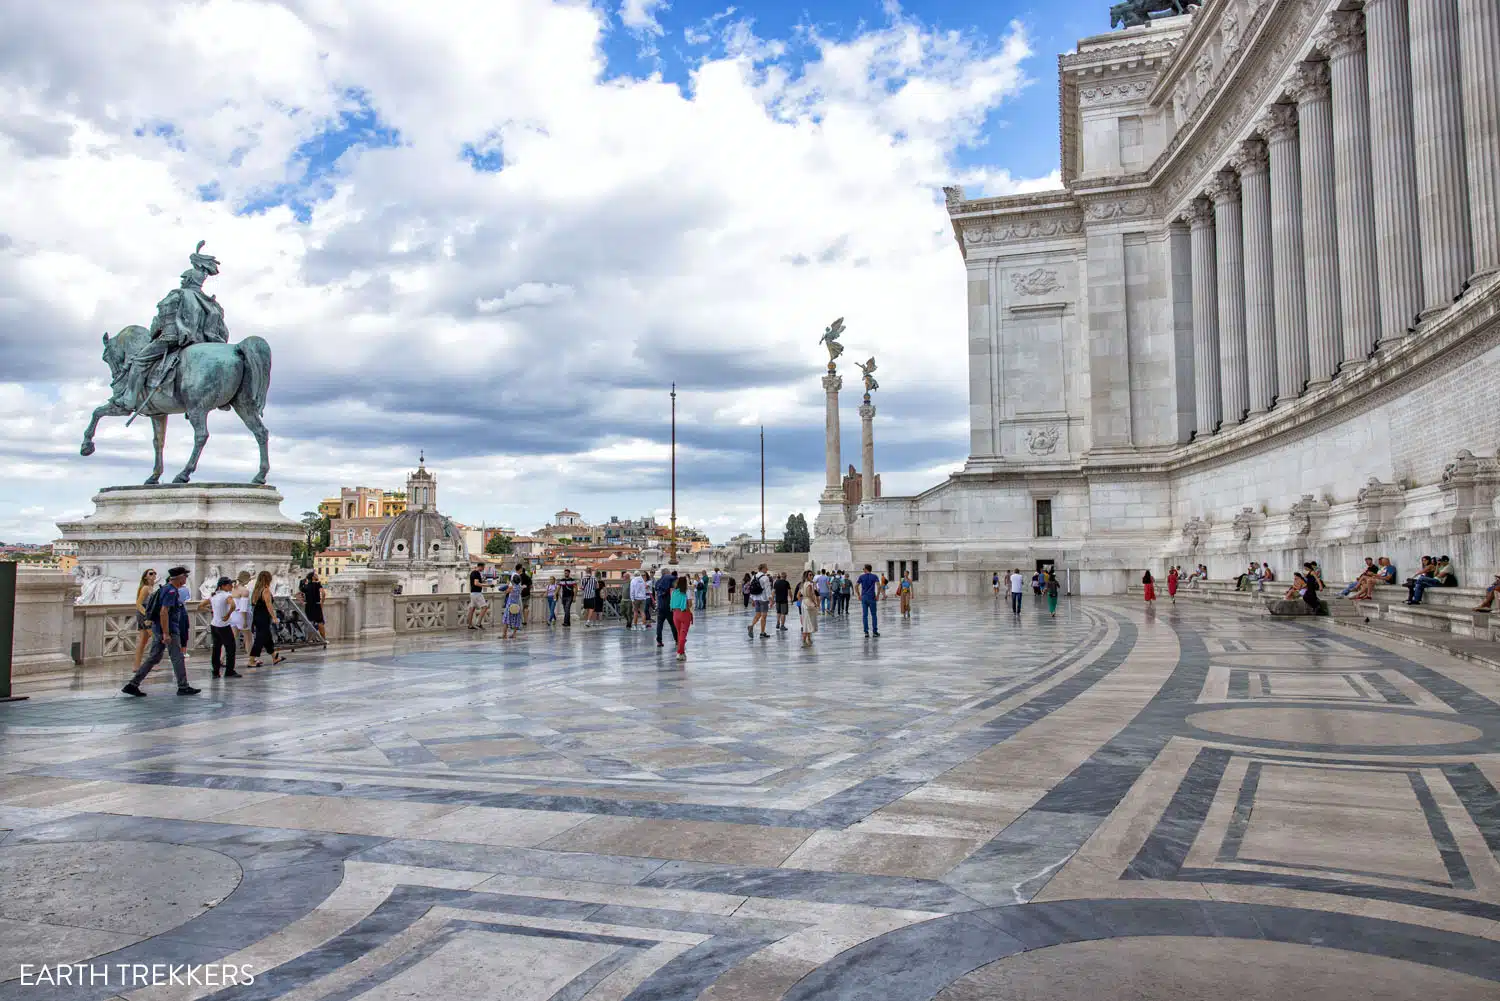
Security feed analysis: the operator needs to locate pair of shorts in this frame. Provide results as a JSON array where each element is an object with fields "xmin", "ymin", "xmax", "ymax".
[
  {"xmin": 468, "ymin": 592, "xmax": 488, "ymax": 609},
  {"xmin": 753, "ymin": 599, "xmax": 770, "ymax": 612},
  {"xmin": 775, "ymin": 601, "xmax": 789, "ymax": 615},
  {"xmin": 584, "ymin": 596, "xmax": 601, "ymax": 611},
  {"xmin": 305, "ymin": 604, "xmax": 324, "ymax": 624}
]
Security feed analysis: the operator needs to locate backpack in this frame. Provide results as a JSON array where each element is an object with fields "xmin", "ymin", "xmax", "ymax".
[
  {"xmin": 748, "ymin": 575, "xmax": 765, "ymax": 597},
  {"xmin": 142, "ymin": 583, "xmax": 168, "ymax": 623}
]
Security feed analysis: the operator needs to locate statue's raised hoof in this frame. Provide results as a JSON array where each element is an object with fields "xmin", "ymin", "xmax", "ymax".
[
  {"xmin": 251, "ymin": 474, "xmax": 267, "ymax": 485},
  {"xmin": 172, "ymin": 473, "xmax": 192, "ymax": 484},
  {"xmin": 144, "ymin": 475, "xmax": 161, "ymax": 485},
  {"xmin": 80, "ymin": 442, "xmax": 95, "ymax": 457}
]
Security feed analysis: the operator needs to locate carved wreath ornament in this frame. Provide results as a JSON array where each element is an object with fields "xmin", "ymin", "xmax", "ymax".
[{"xmin": 1025, "ymin": 426, "xmax": 1061, "ymax": 456}]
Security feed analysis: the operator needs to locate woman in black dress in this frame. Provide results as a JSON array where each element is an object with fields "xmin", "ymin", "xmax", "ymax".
[
  {"xmin": 299, "ymin": 572, "xmax": 325, "ymax": 638},
  {"xmin": 248, "ymin": 570, "xmax": 286, "ymax": 667}
]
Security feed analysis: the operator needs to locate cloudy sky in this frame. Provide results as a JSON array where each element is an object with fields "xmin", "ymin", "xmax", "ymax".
[{"xmin": 0, "ymin": 0, "xmax": 1109, "ymax": 544}]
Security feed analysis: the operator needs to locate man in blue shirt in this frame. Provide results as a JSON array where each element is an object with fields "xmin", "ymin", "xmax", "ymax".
[
  {"xmin": 122, "ymin": 565, "xmax": 200, "ymax": 696},
  {"xmin": 655, "ymin": 568, "xmax": 679, "ymax": 647},
  {"xmin": 857, "ymin": 564, "xmax": 880, "ymax": 637}
]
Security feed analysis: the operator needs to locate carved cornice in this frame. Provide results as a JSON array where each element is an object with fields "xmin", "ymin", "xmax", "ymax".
[
  {"xmin": 1079, "ymin": 77, "xmax": 1154, "ymax": 108},
  {"xmin": 1081, "ymin": 193, "xmax": 1158, "ymax": 222},
  {"xmin": 959, "ymin": 210, "xmax": 1085, "ymax": 249}
]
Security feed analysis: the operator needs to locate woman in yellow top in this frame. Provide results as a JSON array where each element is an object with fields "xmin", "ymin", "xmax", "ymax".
[
  {"xmin": 897, "ymin": 572, "xmax": 913, "ymax": 617},
  {"xmin": 131, "ymin": 568, "xmax": 158, "ymax": 672},
  {"xmin": 670, "ymin": 575, "xmax": 694, "ymax": 661}
]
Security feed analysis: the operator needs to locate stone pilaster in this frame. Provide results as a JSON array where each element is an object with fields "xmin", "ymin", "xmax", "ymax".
[
  {"xmin": 1409, "ymin": 0, "xmax": 1473, "ymax": 313},
  {"xmin": 858, "ymin": 401, "xmax": 876, "ymax": 503},
  {"xmin": 1364, "ymin": 0, "xmax": 1424, "ymax": 341},
  {"xmin": 1188, "ymin": 198, "xmax": 1222, "ymax": 437},
  {"xmin": 1459, "ymin": 0, "xmax": 1500, "ymax": 279},
  {"xmin": 821, "ymin": 371, "xmax": 843, "ymax": 501},
  {"xmin": 1321, "ymin": 11, "xmax": 1381, "ymax": 365},
  {"xmin": 1288, "ymin": 62, "xmax": 1341, "ymax": 385},
  {"xmin": 1233, "ymin": 140, "xmax": 1276, "ymax": 414},
  {"xmin": 1207, "ymin": 172, "xmax": 1248, "ymax": 426},
  {"xmin": 1262, "ymin": 105, "xmax": 1309, "ymax": 402}
]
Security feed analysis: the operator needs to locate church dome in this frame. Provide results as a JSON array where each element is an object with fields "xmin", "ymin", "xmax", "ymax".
[{"xmin": 370, "ymin": 509, "xmax": 468, "ymax": 565}]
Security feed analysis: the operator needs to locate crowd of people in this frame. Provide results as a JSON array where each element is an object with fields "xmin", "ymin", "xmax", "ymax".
[{"xmin": 994, "ymin": 568, "xmax": 1062, "ymax": 617}]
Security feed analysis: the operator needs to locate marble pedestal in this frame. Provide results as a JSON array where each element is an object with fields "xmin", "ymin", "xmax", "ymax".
[
  {"xmin": 56, "ymin": 483, "xmax": 303, "ymax": 604},
  {"xmin": 809, "ymin": 496, "xmax": 854, "ymax": 572}
]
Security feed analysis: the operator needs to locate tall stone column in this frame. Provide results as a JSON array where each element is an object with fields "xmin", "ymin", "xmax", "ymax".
[
  {"xmin": 1263, "ymin": 105, "xmax": 1309, "ymax": 401},
  {"xmin": 1322, "ymin": 11, "xmax": 1381, "ymax": 365},
  {"xmin": 1459, "ymin": 0, "xmax": 1500, "ymax": 279},
  {"xmin": 858, "ymin": 400, "xmax": 876, "ymax": 502},
  {"xmin": 1288, "ymin": 62, "xmax": 1342, "ymax": 385},
  {"xmin": 1188, "ymin": 198, "xmax": 1221, "ymax": 437},
  {"xmin": 1207, "ymin": 172, "xmax": 1248, "ymax": 426},
  {"xmin": 1234, "ymin": 140, "xmax": 1276, "ymax": 415},
  {"xmin": 1409, "ymin": 0, "xmax": 1473, "ymax": 313},
  {"xmin": 821, "ymin": 371, "xmax": 842, "ymax": 500},
  {"xmin": 1364, "ymin": 0, "xmax": 1424, "ymax": 341}
]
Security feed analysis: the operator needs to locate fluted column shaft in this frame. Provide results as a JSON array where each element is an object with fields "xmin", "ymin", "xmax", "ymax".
[
  {"xmin": 1264, "ymin": 106, "xmax": 1309, "ymax": 401},
  {"xmin": 1324, "ymin": 12, "xmax": 1380, "ymax": 364},
  {"xmin": 1209, "ymin": 174, "xmax": 1248, "ymax": 425},
  {"xmin": 1459, "ymin": 0, "xmax": 1500, "ymax": 278},
  {"xmin": 1236, "ymin": 141, "xmax": 1276, "ymax": 414},
  {"xmin": 1189, "ymin": 201, "xmax": 1222, "ymax": 436},
  {"xmin": 1364, "ymin": 0, "xmax": 1424, "ymax": 339},
  {"xmin": 858, "ymin": 402, "xmax": 876, "ymax": 502},
  {"xmin": 821, "ymin": 372, "xmax": 842, "ymax": 498},
  {"xmin": 1290, "ymin": 63, "xmax": 1342, "ymax": 384},
  {"xmin": 1409, "ymin": 0, "xmax": 1472, "ymax": 312}
]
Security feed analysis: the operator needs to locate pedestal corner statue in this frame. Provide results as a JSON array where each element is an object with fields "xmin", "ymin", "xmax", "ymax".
[{"xmin": 80, "ymin": 241, "xmax": 273, "ymax": 485}]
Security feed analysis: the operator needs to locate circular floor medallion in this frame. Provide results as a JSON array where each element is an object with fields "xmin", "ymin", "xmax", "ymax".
[
  {"xmin": 1185, "ymin": 706, "xmax": 1482, "ymax": 747},
  {"xmin": 933, "ymin": 936, "xmax": 1496, "ymax": 1000}
]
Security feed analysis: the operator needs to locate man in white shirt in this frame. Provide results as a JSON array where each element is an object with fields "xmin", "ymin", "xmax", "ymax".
[
  {"xmin": 628, "ymin": 572, "xmax": 649, "ymax": 629},
  {"xmin": 1009, "ymin": 569, "xmax": 1025, "ymax": 615},
  {"xmin": 747, "ymin": 563, "xmax": 774, "ymax": 638},
  {"xmin": 206, "ymin": 576, "xmax": 241, "ymax": 678}
]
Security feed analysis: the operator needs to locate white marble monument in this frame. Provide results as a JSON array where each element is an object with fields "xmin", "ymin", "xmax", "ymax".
[{"xmin": 845, "ymin": 0, "xmax": 1500, "ymax": 594}]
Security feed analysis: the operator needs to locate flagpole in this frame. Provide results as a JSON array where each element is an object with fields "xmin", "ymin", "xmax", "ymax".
[
  {"xmin": 760, "ymin": 425, "xmax": 765, "ymax": 544},
  {"xmin": 669, "ymin": 384, "xmax": 678, "ymax": 565}
]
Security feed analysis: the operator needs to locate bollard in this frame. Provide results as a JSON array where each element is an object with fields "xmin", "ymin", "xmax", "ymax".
[{"xmin": 0, "ymin": 562, "xmax": 28, "ymax": 702}]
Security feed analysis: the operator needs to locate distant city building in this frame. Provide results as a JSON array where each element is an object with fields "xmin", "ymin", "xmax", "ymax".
[
  {"xmin": 326, "ymin": 485, "xmax": 410, "ymax": 550},
  {"xmin": 367, "ymin": 457, "xmax": 469, "ymax": 594},
  {"xmin": 50, "ymin": 539, "xmax": 78, "ymax": 572},
  {"xmin": 313, "ymin": 549, "xmax": 365, "ymax": 579}
]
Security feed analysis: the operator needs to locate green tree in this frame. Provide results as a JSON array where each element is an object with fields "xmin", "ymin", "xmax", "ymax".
[
  {"xmin": 485, "ymin": 533, "xmax": 514, "ymax": 555},
  {"xmin": 781, "ymin": 513, "xmax": 811, "ymax": 553},
  {"xmin": 293, "ymin": 510, "xmax": 331, "ymax": 568}
]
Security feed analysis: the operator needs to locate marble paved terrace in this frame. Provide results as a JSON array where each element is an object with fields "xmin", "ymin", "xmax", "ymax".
[{"xmin": 4, "ymin": 595, "xmax": 1500, "ymax": 1000}]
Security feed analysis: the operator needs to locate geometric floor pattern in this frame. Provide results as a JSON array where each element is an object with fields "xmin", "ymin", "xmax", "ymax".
[{"xmin": 3, "ymin": 596, "xmax": 1500, "ymax": 999}]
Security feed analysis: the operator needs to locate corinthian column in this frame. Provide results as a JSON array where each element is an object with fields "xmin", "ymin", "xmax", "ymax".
[
  {"xmin": 1188, "ymin": 199, "xmax": 1222, "ymax": 437},
  {"xmin": 1234, "ymin": 140, "xmax": 1276, "ymax": 415},
  {"xmin": 1288, "ymin": 62, "xmax": 1341, "ymax": 384},
  {"xmin": 1364, "ymin": 0, "xmax": 1423, "ymax": 340},
  {"xmin": 1262, "ymin": 105, "xmax": 1309, "ymax": 401},
  {"xmin": 858, "ymin": 401, "xmax": 876, "ymax": 502},
  {"xmin": 1208, "ymin": 172, "xmax": 1248, "ymax": 426},
  {"xmin": 1409, "ymin": 0, "xmax": 1473, "ymax": 313},
  {"xmin": 1459, "ymin": 0, "xmax": 1500, "ymax": 279},
  {"xmin": 1321, "ymin": 11, "xmax": 1380, "ymax": 365},
  {"xmin": 821, "ymin": 371, "xmax": 842, "ymax": 500}
]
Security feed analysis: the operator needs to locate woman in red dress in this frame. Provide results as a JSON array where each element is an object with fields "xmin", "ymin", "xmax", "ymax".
[
  {"xmin": 1142, "ymin": 569, "xmax": 1157, "ymax": 602},
  {"xmin": 1167, "ymin": 566, "xmax": 1179, "ymax": 601}
]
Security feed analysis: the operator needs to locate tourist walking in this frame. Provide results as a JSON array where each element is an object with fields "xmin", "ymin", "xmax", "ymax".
[
  {"xmin": 746, "ymin": 564, "xmax": 773, "ymax": 638},
  {"xmin": 629, "ymin": 571, "xmax": 649, "ymax": 628},
  {"xmin": 501, "ymin": 573, "xmax": 524, "ymax": 640},
  {"xmin": 581, "ymin": 569, "xmax": 600, "ymax": 627},
  {"xmin": 727, "ymin": 574, "xmax": 736, "ymax": 605},
  {"xmin": 516, "ymin": 564, "xmax": 533, "ymax": 625},
  {"xmin": 206, "ymin": 575, "xmax": 241, "ymax": 678},
  {"xmin": 773, "ymin": 572, "xmax": 792, "ymax": 631},
  {"xmin": 299, "ymin": 571, "xmax": 325, "ymax": 638},
  {"xmin": 898, "ymin": 572, "xmax": 913, "ymax": 618},
  {"xmin": 798, "ymin": 570, "xmax": 819, "ymax": 646},
  {"xmin": 1009, "ymin": 568, "xmax": 1024, "ymax": 615},
  {"xmin": 545, "ymin": 577, "xmax": 558, "ymax": 625},
  {"xmin": 992, "ymin": 571, "xmax": 1001, "ymax": 597},
  {"xmin": 1167, "ymin": 566, "xmax": 1179, "ymax": 602},
  {"xmin": 671, "ymin": 574, "xmax": 694, "ymax": 660},
  {"xmin": 130, "ymin": 568, "xmax": 158, "ymax": 674},
  {"xmin": 742, "ymin": 572, "xmax": 753, "ymax": 610},
  {"xmin": 1142, "ymin": 569, "xmax": 1156, "ymax": 603},
  {"xmin": 815, "ymin": 569, "xmax": 830, "ymax": 613},
  {"xmin": 559, "ymin": 573, "xmax": 576, "ymax": 626},
  {"xmin": 1045, "ymin": 570, "xmax": 1059, "ymax": 617},
  {"xmin": 466, "ymin": 562, "xmax": 488, "ymax": 629},
  {"xmin": 247, "ymin": 570, "xmax": 285, "ymax": 667},
  {"xmin": 695, "ymin": 573, "xmax": 708, "ymax": 610},
  {"xmin": 857, "ymin": 563, "xmax": 881, "ymax": 636},
  {"xmin": 1031, "ymin": 571, "xmax": 1043, "ymax": 599},
  {"xmin": 122, "ymin": 566, "xmax": 199, "ymax": 697},
  {"xmin": 655, "ymin": 568, "xmax": 679, "ymax": 647},
  {"xmin": 231, "ymin": 570, "xmax": 253, "ymax": 656}
]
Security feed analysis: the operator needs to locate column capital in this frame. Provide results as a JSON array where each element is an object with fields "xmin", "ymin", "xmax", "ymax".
[
  {"xmin": 1258, "ymin": 103, "xmax": 1300, "ymax": 145},
  {"xmin": 1316, "ymin": 10, "xmax": 1365, "ymax": 62},
  {"xmin": 1286, "ymin": 61, "xmax": 1332, "ymax": 105},
  {"xmin": 1187, "ymin": 197, "xmax": 1216, "ymax": 228},
  {"xmin": 858, "ymin": 402, "xmax": 876, "ymax": 420},
  {"xmin": 1205, "ymin": 171, "xmax": 1241, "ymax": 205},
  {"xmin": 821, "ymin": 373, "xmax": 842, "ymax": 393},
  {"xmin": 1229, "ymin": 138, "xmax": 1270, "ymax": 176}
]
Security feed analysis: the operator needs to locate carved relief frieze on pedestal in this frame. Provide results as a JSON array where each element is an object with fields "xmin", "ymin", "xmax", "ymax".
[
  {"xmin": 1434, "ymin": 450, "xmax": 1500, "ymax": 536},
  {"xmin": 1231, "ymin": 505, "xmax": 1265, "ymax": 549},
  {"xmin": 1287, "ymin": 492, "xmax": 1331, "ymax": 545},
  {"xmin": 1351, "ymin": 476, "xmax": 1406, "ymax": 543},
  {"xmin": 1182, "ymin": 516, "xmax": 1211, "ymax": 554}
]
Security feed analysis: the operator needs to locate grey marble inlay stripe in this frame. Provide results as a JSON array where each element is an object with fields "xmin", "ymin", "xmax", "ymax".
[
  {"xmin": 779, "ymin": 898, "xmax": 1500, "ymax": 1001},
  {"xmin": 1408, "ymin": 771, "xmax": 1475, "ymax": 890},
  {"xmin": 1214, "ymin": 758, "xmax": 1262, "ymax": 863},
  {"xmin": 1123, "ymin": 746, "xmax": 1234, "ymax": 881},
  {"xmin": 639, "ymin": 859, "xmax": 985, "ymax": 912},
  {"xmin": 1361, "ymin": 671, "xmax": 1416, "ymax": 706},
  {"xmin": 1228, "ymin": 668, "xmax": 1250, "ymax": 699},
  {"xmin": 1441, "ymin": 763, "xmax": 1500, "ymax": 862}
]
